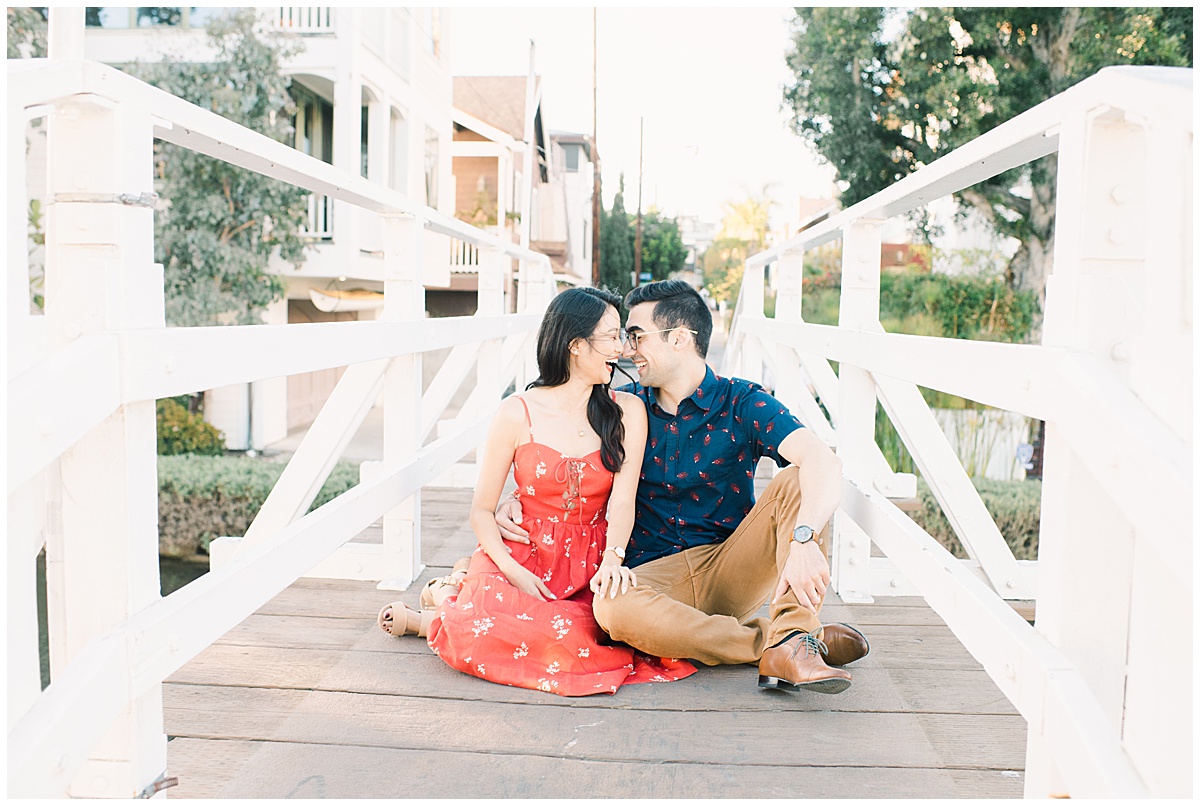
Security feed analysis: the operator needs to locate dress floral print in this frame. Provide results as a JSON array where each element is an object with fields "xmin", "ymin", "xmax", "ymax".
[{"xmin": 426, "ymin": 398, "xmax": 695, "ymax": 697}]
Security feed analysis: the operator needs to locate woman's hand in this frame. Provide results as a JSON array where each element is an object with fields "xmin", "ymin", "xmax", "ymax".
[
  {"xmin": 590, "ymin": 557, "xmax": 637, "ymax": 599},
  {"xmin": 496, "ymin": 557, "xmax": 556, "ymax": 601}
]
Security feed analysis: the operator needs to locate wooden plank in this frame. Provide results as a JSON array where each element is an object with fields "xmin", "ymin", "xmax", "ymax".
[
  {"xmin": 162, "ymin": 683, "xmax": 1019, "ymax": 771},
  {"xmin": 917, "ymin": 713, "xmax": 1028, "ymax": 770},
  {"xmin": 164, "ymin": 738, "xmax": 263, "ymax": 800},
  {"xmin": 168, "ymin": 642, "xmax": 1016, "ymax": 716},
  {"xmin": 167, "ymin": 739, "xmax": 1022, "ymax": 799}
]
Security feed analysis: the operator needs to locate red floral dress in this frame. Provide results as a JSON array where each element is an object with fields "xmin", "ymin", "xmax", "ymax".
[{"xmin": 426, "ymin": 398, "xmax": 696, "ymax": 696}]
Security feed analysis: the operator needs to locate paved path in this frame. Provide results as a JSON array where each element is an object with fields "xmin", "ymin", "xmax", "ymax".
[{"xmin": 163, "ymin": 484, "xmax": 1026, "ymax": 799}]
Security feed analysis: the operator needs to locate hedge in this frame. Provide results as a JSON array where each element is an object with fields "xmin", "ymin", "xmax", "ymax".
[
  {"xmin": 158, "ymin": 454, "xmax": 360, "ymax": 557},
  {"xmin": 907, "ymin": 477, "xmax": 1042, "ymax": 561}
]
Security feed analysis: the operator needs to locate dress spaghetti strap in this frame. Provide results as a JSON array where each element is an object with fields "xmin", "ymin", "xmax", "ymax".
[{"xmin": 516, "ymin": 395, "xmax": 535, "ymax": 442}]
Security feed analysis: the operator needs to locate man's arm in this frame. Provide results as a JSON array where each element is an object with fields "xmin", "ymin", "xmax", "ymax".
[{"xmin": 772, "ymin": 427, "xmax": 843, "ymax": 612}]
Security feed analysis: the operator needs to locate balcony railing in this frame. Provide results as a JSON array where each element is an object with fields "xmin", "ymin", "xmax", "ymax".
[
  {"xmin": 302, "ymin": 192, "xmax": 334, "ymax": 240},
  {"xmin": 273, "ymin": 7, "xmax": 333, "ymax": 33}
]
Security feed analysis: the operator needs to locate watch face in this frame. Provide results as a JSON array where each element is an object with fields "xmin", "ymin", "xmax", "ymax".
[{"xmin": 792, "ymin": 525, "xmax": 815, "ymax": 543}]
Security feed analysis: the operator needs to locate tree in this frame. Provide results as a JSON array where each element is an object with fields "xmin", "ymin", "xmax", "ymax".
[
  {"xmin": 783, "ymin": 7, "xmax": 1193, "ymax": 306},
  {"xmin": 132, "ymin": 9, "xmax": 312, "ymax": 326},
  {"xmin": 702, "ymin": 189, "xmax": 779, "ymax": 304},
  {"xmin": 599, "ymin": 173, "xmax": 635, "ymax": 296},
  {"xmin": 640, "ymin": 209, "xmax": 688, "ymax": 283},
  {"xmin": 7, "ymin": 7, "xmax": 47, "ymax": 58}
]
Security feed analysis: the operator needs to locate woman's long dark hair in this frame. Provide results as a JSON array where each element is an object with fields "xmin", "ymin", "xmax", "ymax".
[{"xmin": 526, "ymin": 287, "xmax": 628, "ymax": 473}]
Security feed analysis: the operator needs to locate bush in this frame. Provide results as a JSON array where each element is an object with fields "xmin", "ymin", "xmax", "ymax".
[
  {"xmin": 157, "ymin": 454, "xmax": 360, "ymax": 556},
  {"xmin": 907, "ymin": 477, "xmax": 1041, "ymax": 561},
  {"xmin": 157, "ymin": 398, "xmax": 225, "ymax": 456}
]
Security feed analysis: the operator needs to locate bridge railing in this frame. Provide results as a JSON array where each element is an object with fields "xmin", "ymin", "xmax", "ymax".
[
  {"xmin": 724, "ymin": 66, "xmax": 1191, "ymax": 798},
  {"xmin": 6, "ymin": 58, "xmax": 555, "ymax": 798}
]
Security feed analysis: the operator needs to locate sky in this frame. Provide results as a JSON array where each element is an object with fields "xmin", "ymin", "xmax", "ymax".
[{"xmin": 448, "ymin": 7, "xmax": 837, "ymax": 231}]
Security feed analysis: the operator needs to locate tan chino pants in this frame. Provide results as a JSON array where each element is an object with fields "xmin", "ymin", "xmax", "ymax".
[{"xmin": 593, "ymin": 466, "xmax": 828, "ymax": 666}]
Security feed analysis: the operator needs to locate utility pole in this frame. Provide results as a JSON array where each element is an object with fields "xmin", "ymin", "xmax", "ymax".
[
  {"xmin": 634, "ymin": 116, "xmax": 644, "ymax": 286},
  {"xmin": 591, "ymin": 7, "xmax": 601, "ymax": 287}
]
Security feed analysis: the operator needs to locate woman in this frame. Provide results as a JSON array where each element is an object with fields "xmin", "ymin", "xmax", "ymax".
[{"xmin": 377, "ymin": 287, "xmax": 695, "ymax": 695}]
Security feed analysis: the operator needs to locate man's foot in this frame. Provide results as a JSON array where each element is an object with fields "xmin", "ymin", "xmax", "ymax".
[
  {"xmin": 816, "ymin": 623, "xmax": 870, "ymax": 667},
  {"xmin": 758, "ymin": 631, "xmax": 852, "ymax": 694}
]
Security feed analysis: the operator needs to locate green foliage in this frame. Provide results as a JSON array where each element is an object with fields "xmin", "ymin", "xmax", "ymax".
[
  {"xmin": 28, "ymin": 199, "xmax": 45, "ymax": 311},
  {"xmin": 7, "ymin": 7, "xmax": 47, "ymax": 58},
  {"xmin": 879, "ymin": 271, "xmax": 1037, "ymax": 342},
  {"xmin": 157, "ymin": 399, "xmax": 225, "ymax": 456},
  {"xmin": 640, "ymin": 209, "xmax": 688, "ymax": 282},
  {"xmin": 600, "ymin": 175, "xmax": 635, "ymax": 295},
  {"xmin": 783, "ymin": 7, "xmax": 1193, "ymax": 299},
  {"xmin": 157, "ymin": 454, "xmax": 360, "ymax": 555},
  {"xmin": 909, "ymin": 477, "xmax": 1042, "ymax": 560},
  {"xmin": 130, "ymin": 9, "xmax": 311, "ymax": 326},
  {"xmin": 701, "ymin": 239, "xmax": 747, "ymax": 305}
]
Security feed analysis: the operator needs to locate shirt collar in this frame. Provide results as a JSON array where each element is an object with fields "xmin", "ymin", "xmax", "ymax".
[{"xmin": 639, "ymin": 365, "xmax": 718, "ymax": 413}]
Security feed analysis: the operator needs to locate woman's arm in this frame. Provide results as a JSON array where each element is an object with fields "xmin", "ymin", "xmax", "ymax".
[
  {"xmin": 591, "ymin": 392, "xmax": 647, "ymax": 598},
  {"xmin": 469, "ymin": 396, "xmax": 555, "ymax": 600}
]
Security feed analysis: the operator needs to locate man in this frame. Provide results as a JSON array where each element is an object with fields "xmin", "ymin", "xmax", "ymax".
[{"xmin": 498, "ymin": 280, "xmax": 868, "ymax": 692}]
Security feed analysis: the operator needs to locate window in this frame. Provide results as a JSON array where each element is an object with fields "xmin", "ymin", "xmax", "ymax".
[
  {"xmin": 361, "ymin": 106, "xmax": 369, "ymax": 178},
  {"xmin": 86, "ymin": 7, "xmax": 228, "ymax": 28},
  {"xmin": 424, "ymin": 126, "xmax": 439, "ymax": 208},
  {"xmin": 291, "ymin": 84, "xmax": 333, "ymax": 164},
  {"xmin": 86, "ymin": 8, "xmax": 129, "ymax": 28},
  {"xmin": 563, "ymin": 143, "xmax": 581, "ymax": 173},
  {"xmin": 136, "ymin": 7, "xmax": 182, "ymax": 27}
]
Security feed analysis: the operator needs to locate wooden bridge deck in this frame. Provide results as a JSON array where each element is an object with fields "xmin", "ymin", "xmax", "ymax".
[{"xmin": 163, "ymin": 487, "xmax": 1026, "ymax": 799}]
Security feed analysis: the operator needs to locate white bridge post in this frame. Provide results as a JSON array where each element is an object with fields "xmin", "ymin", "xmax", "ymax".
[
  {"xmin": 738, "ymin": 261, "xmax": 764, "ymax": 384},
  {"xmin": 41, "ymin": 95, "xmax": 166, "ymax": 797},
  {"xmin": 379, "ymin": 212, "xmax": 425, "ymax": 589},
  {"xmin": 1026, "ymin": 99, "xmax": 1192, "ymax": 797},
  {"xmin": 832, "ymin": 219, "xmax": 884, "ymax": 602}
]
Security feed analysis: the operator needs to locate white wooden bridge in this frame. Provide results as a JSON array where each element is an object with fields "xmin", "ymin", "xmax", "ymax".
[{"xmin": 6, "ymin": 28, "xmax": 1192, "ymax": 800}]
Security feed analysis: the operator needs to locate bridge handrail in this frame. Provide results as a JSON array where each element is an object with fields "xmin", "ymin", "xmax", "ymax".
[
  {"xmin": 724, "ymin": 65, "xmax": 1191, "ymax": 798},
  {"xmin": 7, "ymin": 58, "xmax": 557, "ymax": 797}
]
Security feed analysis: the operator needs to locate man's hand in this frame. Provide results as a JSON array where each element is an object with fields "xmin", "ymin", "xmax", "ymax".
[
  {"xmin": 590, "ymin": 557, "xmax": 637, "ymax": 599},
  {"xmin": 772, "ymin": 540, "xmax": 830, "ymax": 613},
  {"xmin": 495, "ymin": 495, "xmax": 530, "ymax": 544}
]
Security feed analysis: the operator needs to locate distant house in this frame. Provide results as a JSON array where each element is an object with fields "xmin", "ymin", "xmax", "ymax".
[
  {"xmin": 60, "ymin": 7, "xmax": 459, "ymax": 449},
  {"xmin": 449, "ymin": 75, "xmax": 595, "ymax": 316}
]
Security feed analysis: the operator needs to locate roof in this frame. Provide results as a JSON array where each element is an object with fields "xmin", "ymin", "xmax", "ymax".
[{"xmin": 453, "ymin": 76, "xmax": 540, "ymax": 141}]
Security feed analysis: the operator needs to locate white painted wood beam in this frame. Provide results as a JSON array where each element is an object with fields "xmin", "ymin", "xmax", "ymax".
[
  {"xmin": 747, "ymin": 67, "xmax": 1190, "ymax": 267},
  {"xmin": 118, "ymin": 313, "xmax": 538, "ymax": 402},
  {"xmin": 7, "ymin": 334, "xmax": 121, "ymax": 495},
  {"xmin": 873, "ymin": 373, "xmax": 1029, "ymax": 597},
  {"xmin": 235, "ymin": 358, "xmax": 392, "ymax": 553},
  {"xmin": 7, "ymin": 60, "xmax": 552, "ymax": 266},
  {"xmin": 741, "ymin": 317, "xmax": 1060, "ymax": 419},
  {"xmin": 840, "ymin": 481, "xmax": 1148, "ymax": 798},
  {"xmin": 10, "ymin": 415, "xmax": 491, "ymax": 797}
]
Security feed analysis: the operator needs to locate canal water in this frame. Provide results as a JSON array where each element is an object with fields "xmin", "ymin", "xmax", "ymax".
[{"xmin": 35, "ymin": 552, "xmax": 209, "ymax": 689}]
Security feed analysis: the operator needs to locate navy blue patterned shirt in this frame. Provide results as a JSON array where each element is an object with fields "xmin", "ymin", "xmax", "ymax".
[{"xmin": 616, "ymin": 366, "xmax": 804, "ymax": 568}]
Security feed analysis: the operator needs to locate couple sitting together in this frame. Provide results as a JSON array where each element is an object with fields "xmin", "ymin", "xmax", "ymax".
[{"xmin": 378, "ymin": 280, "xmax": 868, "ymax": 697}]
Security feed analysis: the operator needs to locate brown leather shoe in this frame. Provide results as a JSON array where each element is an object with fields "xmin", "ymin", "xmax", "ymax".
[
  {"xmin": 758, "ymin": 632, "xmax": 852, "ymax": 694},
  {"xmin": 817, "ymin": 623, "xmax": 870, "ymax": 667}
]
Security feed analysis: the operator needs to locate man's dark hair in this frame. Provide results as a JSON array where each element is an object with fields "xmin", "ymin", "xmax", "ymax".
[{"xmin": 624, "ymin": 280, "xmax": 712, "ymax": 359}]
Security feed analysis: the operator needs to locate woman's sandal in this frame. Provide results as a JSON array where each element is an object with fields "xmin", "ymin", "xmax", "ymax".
[
  {"xmin": 419, "ymin": 556, "xmax": 471, "ymax": 610},
  {"xmin": 377, "ymin": 601, "xmax": 433, "ymax": 638}
]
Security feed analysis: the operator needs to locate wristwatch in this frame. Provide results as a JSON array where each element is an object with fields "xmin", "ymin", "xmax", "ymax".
[
  {"xmin": 604, "ymin": 546, "xmax": 626, "ymax": 560},
  {"xmin": 791, "ymin": 525, "xmax": 816, "ymax": 545}
]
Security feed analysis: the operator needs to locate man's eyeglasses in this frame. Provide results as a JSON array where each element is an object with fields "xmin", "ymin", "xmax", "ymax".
[{"xmin": 622, "ymin": 327, "xmax": 698, "ymax": 350}]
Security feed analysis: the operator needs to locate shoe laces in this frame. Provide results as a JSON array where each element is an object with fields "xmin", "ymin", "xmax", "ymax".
[{"xmin": 788, "ymin": 631, "xmax": 829, "ymax": 660}]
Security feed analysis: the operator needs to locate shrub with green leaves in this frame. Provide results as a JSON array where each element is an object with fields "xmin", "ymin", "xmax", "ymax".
[
  {"xmin": 157, "ymin": 455, "xmax": 360, "ymax": 556},
  {"xmin": 907, "ymin": 477, "xmax": 1042, "ymax": 561},
  {"xmin": 157, "ymin": 398, "xmax": 225, "ymax": 456}
]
